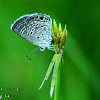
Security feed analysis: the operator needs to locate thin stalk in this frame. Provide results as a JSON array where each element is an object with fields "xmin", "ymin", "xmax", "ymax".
[{"xmin": 54, "ymin": 55, "xmax": 61, "ymax": 100}]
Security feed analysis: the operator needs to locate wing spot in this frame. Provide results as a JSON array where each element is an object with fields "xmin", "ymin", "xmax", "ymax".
[
  {"xmin": 40, "ymin": 16, "xmax": 43, "ymax": 20},
  {"xmin": 27, "ymin": 34, "xmax": 29, "ymax": 36},
  {"xmin": 36, "ymin": 16, "xmax": 38, "ymax": 18},
  {"xmin": 37, "ymin": 37, "xmax": 39, "ymax": 38}
]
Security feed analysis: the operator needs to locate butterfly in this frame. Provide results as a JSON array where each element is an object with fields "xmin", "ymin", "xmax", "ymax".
[{"xmin": 10, "ymin": 13, "xmax": 52, "ymax": 51}]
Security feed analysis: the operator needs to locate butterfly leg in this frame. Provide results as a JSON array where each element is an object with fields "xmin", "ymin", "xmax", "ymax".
[{"xmin": 48, "ymin": 45, "xmax": 54, "ymax": 51}]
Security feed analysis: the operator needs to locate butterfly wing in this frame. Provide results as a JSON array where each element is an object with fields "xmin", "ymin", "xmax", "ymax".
[
  {"xmin": 26, "ymin": 14, "xmax": 52, "ymax": 48},
  {"xmin": 11, "ymin": 14, "xmax": 29, "ymax": 38},
  {"xmin": 11, "ymin": 13, "xmax": 52, "ymax": 48}
]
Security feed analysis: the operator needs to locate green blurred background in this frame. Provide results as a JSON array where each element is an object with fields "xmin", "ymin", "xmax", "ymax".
[{"xmin": 0, "ymin": 0, "xmax": 100, "ymax": 100}]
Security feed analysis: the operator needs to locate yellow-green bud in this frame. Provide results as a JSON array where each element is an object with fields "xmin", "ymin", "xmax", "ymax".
[{"xmin": 52, "ymin": 20, "xmax": 68, "ymax": 54}]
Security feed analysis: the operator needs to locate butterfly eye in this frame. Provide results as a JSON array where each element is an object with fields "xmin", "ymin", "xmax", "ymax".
[{"xmin": 39, "ymin": 15, "xmax": 45, "ymax": 21}]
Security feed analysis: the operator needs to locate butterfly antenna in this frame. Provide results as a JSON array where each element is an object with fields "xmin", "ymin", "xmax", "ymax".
[
  {"xmin": 29, "ymin": 47, "xmax": 39, "ymax": 62},
  {"xmin": 26, "ymin": 49, "xmax": 35, "ymax": 59},
  {"xmin": 26, "ymin": 47, "xmax": 39, "ymax": 59}
]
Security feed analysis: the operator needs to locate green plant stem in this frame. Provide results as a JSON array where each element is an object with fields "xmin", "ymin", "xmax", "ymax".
[{"xmin": 54, "ymin": 60, "xmax": 61, "ymax": 100}]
